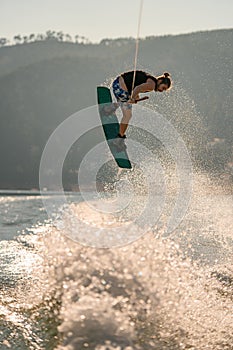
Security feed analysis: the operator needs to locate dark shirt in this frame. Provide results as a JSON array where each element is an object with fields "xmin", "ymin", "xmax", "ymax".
[{"xmin": 121, "ymin": 70, "xmax": 157, "ymax": 94}]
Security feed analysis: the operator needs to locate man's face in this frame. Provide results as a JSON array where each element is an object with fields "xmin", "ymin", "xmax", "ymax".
[{"xmin": 157, "ymin": 83, "xmax": 168, "ymax": 92}]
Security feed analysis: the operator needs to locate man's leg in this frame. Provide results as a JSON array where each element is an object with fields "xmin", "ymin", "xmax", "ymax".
[
  {"xmin": 111, "ymin": 102, "xmax": 132, "ymax": 152},
  {"xmin": 119, "ymin": 107, "xmax": 132, "ymax": 137}
]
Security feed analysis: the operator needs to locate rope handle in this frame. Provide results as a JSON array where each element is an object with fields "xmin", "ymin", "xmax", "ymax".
[
  {"xmin": 104, "ymin": 96, "xmax": 148, "ymax": 113},
  {"xmin": 130, "ymin": 96, "xmax": 149, "ymax": 103}
]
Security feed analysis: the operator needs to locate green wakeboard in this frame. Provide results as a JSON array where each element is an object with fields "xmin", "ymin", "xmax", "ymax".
[{"xmin": 97, "ymin": 86, "xmax": 132, "ymax": 169}]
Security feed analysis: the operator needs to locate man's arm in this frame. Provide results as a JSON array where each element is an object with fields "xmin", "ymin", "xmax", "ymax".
[{"xmin": 130, "ymin": 78, "xmax": 155, "ymax": 101}]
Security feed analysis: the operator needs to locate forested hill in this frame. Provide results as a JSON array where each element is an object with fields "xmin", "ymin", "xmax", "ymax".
[{"xmin": 0, "ymin": 29, "xmax": 232, "ymax": 189}]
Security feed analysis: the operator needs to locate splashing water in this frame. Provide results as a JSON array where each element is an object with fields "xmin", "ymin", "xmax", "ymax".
[
  {"xmin": 0, "ymin": 172, "xmax": 232, "ymax": 350},
  {"xmin": 31, "ymin": 223, "xmax": 233, "ymax": 349}
]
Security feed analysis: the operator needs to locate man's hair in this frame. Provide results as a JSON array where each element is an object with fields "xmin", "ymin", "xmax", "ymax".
[{"xmin": 157, "ymin": 72, "xmax": 172, "ymax": 89}]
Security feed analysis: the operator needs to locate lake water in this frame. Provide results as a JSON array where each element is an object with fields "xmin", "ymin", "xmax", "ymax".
[{"xmin": 0, "ymin": 177, "xmax": 232, "ymax": 349}]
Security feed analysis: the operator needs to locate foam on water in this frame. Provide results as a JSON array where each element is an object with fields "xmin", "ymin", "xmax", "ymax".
[
  {"xmin": 34, "ymin": 224, "xmax": 233, "ymax": 349},
  {"xmin": 1, "ymin": 172, "xmax": 232, "ymax": 350}
]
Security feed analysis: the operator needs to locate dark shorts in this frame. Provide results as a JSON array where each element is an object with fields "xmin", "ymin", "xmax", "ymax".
[{"xmin": 112, "ymin": 77, "xmax": 132, "ymax": 110}]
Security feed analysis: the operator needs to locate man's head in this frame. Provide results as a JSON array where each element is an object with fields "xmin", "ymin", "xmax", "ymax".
[{"xmin": 157, "ymin": 72, "xmax": 172, "ymax": 92}]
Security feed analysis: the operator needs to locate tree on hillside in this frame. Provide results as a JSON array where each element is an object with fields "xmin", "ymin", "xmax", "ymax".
[
  {"xmin": 36, "ymin": 33, "xmax": 46, "ymax": 41},
  {"xmin": 75, "ymin": 35, "xmax": 90, "ymax": 44},
  {"xmin": 23, "ymin": 36, "xmax": 29, "ymax": 44},
  {"xmin": 80, "ymin": 36, "xmax": 90, "ymax": 44},
  {"xmin": 0, "ymin": 38, "xmax": 9, "ymax": 47},
  {"xmin": 29, "ymin": 34, "xmax": 35, "ymax": 42},
  {"xmin": 65, "ymin": 33, "xmax": 72, "ymax": 42},
  {"xmin": 57, "ymin": 31, "xmax": 64, "ymax": 42},
  {"xmin": 13, "ymin": 35, "xmax": 22, "ymax": 45},
  {"xmin": 74, "ymin": 35, "xmax": 80, "ymax": 43},
  {"xmin": 45, "ymin": 30, "xmax": 58, "ymax": 41}
]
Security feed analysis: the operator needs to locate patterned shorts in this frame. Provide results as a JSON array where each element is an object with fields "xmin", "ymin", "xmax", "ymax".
[{"xmin": 112, "ymin": 77, "xmax": 132, "ymax": 110}]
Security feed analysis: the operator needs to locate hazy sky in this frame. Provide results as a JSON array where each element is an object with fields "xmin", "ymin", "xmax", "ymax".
[{"xmin": 1, "ymin": 0, "xmax": 233, "ymax": 43}]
